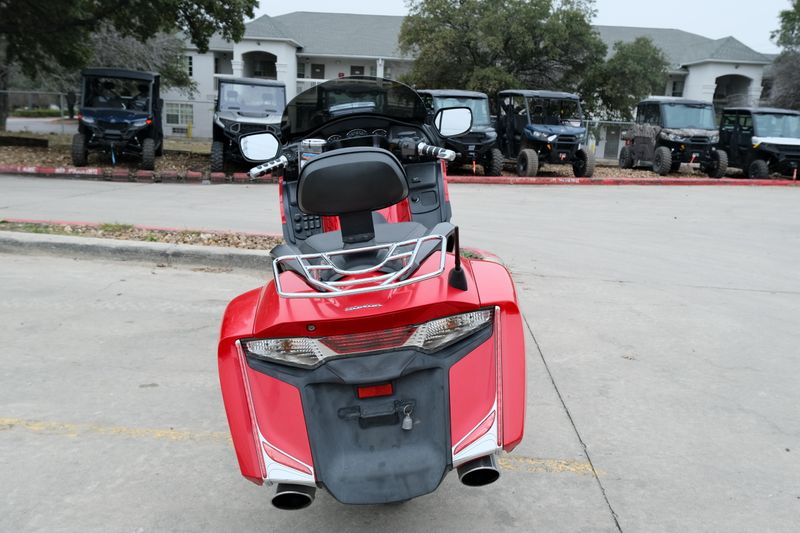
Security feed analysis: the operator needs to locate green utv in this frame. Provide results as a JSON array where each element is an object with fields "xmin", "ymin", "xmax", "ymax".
[{"xmin": 620, "ymin": 98, "xmax": 727, "ymax": 178}]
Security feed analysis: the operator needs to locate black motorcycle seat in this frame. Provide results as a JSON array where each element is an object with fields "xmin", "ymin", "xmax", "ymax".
[{"xmin": 299, "ymin": 221, "xmax": 427, "ymax": 255}]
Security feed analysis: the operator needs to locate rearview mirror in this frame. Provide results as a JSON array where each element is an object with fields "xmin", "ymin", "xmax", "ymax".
[
  {"xmin": 433, "ymin": 107, "xmax": 472, "ymax": 137},
  {"xmin": 239, "ymin": 132, "xmax": 281, "ymax": 162}
]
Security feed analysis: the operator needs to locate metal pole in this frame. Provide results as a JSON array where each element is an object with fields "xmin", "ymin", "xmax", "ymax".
[{"xmin": 59, "ymin": 92, "xmax": 65, "ymax": 135}]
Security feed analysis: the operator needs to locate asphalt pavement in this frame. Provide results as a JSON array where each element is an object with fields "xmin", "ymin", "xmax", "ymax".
[{"xmin": 2, "ymin": 176, "xmax": 799, "ymax": 532}]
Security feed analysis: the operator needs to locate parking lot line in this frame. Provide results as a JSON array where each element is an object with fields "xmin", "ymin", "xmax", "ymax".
[
  {"xmin": 0, "ymin": 417, "xmax": 230, "ymax": 442},
  {"xmin": 1, "ymin": 416, "xmax": 595, "ymax": 476}
]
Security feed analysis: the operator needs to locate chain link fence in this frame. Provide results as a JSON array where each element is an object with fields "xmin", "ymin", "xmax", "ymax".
[{"xmin": 584, "ymin": 120, "xmax": 635, "ymax": 161}]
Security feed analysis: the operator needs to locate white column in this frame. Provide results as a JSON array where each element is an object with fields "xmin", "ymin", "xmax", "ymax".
[
  {"xmin": 232, "ymin": 50, "xmax": 243, "ymax": 77},
  {"xmin": 376, "ymin": 58, "xmax": 385, "ymax": 78}
]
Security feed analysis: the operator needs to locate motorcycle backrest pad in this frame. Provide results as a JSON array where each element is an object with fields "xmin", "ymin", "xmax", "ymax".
[{"xmin": 298, "ymin": 147, "xmax": 409, "ymax": 216}]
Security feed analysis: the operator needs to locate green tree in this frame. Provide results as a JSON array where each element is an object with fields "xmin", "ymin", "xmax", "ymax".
[
  {"xmin": 769, "ymin": 0, "xmax": 800, "ymax": 109},
  {"xmin": 399, "ymin": 0, "xmax": 606, "ymax": 95},
  {"xmin": 0, "ymin": 0, "xmax": 257, "ymax": 130},
  {"xmin": 587, "ymin": 37, "xmax": 668, "ymax": 120}
]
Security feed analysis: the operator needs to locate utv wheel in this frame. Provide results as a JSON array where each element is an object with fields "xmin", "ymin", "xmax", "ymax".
[
  {"xmin": 210, "ymin": 141, "xmax": 225, "ymax": 173},
  {"xmin": 141, "ymin": 138, "xmax": 156, "ymax": 171},
  {"xmin": 653, "ymin": 146, "xmax": 673, "ymax": 176},
  {"xmin": 517, "ymin": 149, "xmax": 539, "ymax": 177},
  {"xmin": 573, "ymin": 148, "xmax": 595, "ymax": 177},
  {"xmin": 747, "ymin": 158, "xmax": 769, "ymax": 179},
  {"xmin": 486, "ymin": 148, "xmax": 504, "ymax": 176},
  {"xmin": 618, "ymin": 145, "xmax": 633, "ymax": 169},
  {"xmin": 706, "ymin": 150, "xmax": 728, "ymax": 179},
  {"xmin": 71, "ymin": 133, "xmax": 87, "ymax": 167}
]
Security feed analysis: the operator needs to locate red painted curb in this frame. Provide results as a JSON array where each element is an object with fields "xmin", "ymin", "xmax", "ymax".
[
  {"xmin": 110, "ymin": 169, "xmax": 129, "ymax": 181},
  {"xmin": 159, "ymin": 171, "xmax": 179, "ymax": 183},
  {"xmin": 0, "ymin": 164, "xmax": 105, "ymax": 178},
  {"xmin": 4, "ymin": 165, "xmax": 797, "ymax": 187},
  {"xmin": 135, "ymin": 170, "xmax": 154, "ymax": 183},
  {"xmin": 445, "ymin": 175, "xmax": 800, "ymax": 186},
  {"xmin": 0, "ymin": 217, "xmax": 282, "ymax": 238},
  {"xmin": 185, "ymin": 170, "xmax": 204, "ymax": 182}
]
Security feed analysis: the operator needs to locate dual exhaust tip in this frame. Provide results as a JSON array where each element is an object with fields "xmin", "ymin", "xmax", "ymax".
[
  {"xmin": 272, "ymin": 484, "xmax": 316, "ymax": 511},
  {"xmin": 457, "ymin": 454, "xmax": 500, "ymax": 487},
  {"xmin": 270, "ymin": 455, "xmax": 500, "ymax": 510}
]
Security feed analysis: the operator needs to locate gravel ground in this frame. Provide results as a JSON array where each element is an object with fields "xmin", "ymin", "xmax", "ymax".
[
  {"xmin": 0, "ymin": 220, "xmax": 282, "ymax": 250},
  {"xmin": 0, "ymin": 143, "xmax": 749, "ymax": 178},
  {"xmin": 0, "ymin": 145, "xmax": 212, "ymax": 172}
]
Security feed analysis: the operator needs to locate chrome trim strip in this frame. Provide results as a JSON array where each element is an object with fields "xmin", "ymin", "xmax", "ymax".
[{"xmin": 235, "ymin": 340, "xmax": 266, "ymax": 479}]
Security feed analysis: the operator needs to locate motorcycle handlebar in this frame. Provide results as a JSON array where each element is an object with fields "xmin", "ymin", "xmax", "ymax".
[
  {"xmin": 416, "ymin": 142, "xmax": 457, "ymax": 162},
  {"xmin": 249, "ymin": 155, "xmax": 288, "ymax": 179}
]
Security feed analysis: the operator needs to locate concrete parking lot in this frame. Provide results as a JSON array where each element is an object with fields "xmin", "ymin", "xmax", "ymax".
[{"xmin": 1, "ymin": 177, "xmax": 799, "ymax": 531}]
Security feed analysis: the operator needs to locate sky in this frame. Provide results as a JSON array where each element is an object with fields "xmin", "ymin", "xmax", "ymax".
[{"xmin": 253, "ymin": 0, "xmax": 790, "ymax": 54}]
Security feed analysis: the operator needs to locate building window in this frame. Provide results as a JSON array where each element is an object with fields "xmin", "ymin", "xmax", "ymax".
[
  {"xmin": 165, "ymin": 103, "xmax": 193, "ymax": 126},
  {"xmin": 350, "ymin": 65, "xmax": 364, "ymax": 76},
  {"xmin": 311, "ymin": 64, "xmax": 325, "ymax": 79},
  {"xmin": 384, "ymin": 66, "xmax": 393, "ymax": 79},
  {"xmin": 368, "ymin": 65, "xmax": 377, "ymax": 77},
  {"xmin": 185, "ymin": 55, "xmax": 193, "ymax": 77},
  {"xmin": 297, "ymin": 62, "xmax": 305, "ymax": 79},
  {"xmin": 671, "ymin": 80, "xmax": 684, "ymax": 97}
]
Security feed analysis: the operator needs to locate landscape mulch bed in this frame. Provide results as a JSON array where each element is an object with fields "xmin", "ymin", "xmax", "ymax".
[{"xmin": 0, "ymin": 220, "xmax": 283, "ymax": 251}]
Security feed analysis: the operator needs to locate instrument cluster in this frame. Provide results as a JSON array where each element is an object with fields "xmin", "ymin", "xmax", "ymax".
[{"xmin": 326, "ymin": 128, "xmax": 388, "ymax": 143}]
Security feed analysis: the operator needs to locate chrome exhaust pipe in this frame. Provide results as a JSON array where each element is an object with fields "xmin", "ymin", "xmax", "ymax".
[
  {"xmin": 457, "ymin": 455, "xmax": 500, "ymax": 487},
  {"xmin": 271, "ymin": 483, "xmax": 316, "ymax": 510}
]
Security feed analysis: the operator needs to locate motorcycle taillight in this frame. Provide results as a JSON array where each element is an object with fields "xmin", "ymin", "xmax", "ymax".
[{"xmin": 320, "ymin": 325, "xmax": 417, "ymax": 354}]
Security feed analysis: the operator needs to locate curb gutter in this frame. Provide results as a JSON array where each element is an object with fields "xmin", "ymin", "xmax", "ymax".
[
  {"xmin": 0, "ymin": 164, "xmax": 276, "ymax": 184},
  {"xmin": 445, "ymin": 175, "xmax": 800, "ymax": 186},
  {"xmin": 2, "ymin": 165, "xmax": 799, "ymax": 186},
  {"xmin": 0, "ymin": 231, "xmax": 273, "ymax": 271}
]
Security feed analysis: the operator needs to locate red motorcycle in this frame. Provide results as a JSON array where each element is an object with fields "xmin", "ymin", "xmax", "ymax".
[{"xmin": 218, "ymin": 77, "xmax": 525, "ymax": 509}]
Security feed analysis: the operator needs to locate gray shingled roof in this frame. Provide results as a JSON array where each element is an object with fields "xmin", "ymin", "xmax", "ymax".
[
  {"xmin": 198, "ymin": 14, "xmax": 770, "ymax": 67},
  {"xmin": 271, "ymin": 12, "xmax": 411, "ymax": 58},
  {"xmin": 595, "ymin": 25, "xmax": 771, "ymax": 68},
  {"xmin": 244, "ymin": 14, "xmax": 298, "ymax": 44}
]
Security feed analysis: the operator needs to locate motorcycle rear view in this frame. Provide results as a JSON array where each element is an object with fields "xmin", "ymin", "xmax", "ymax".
[{"xmin": 217, "ymin": 77, "xmax": 526, "ymax": 509}]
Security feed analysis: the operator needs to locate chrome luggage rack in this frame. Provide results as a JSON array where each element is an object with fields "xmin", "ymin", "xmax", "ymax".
[{"xmin": 273, "ymin": 234, "xmax": 447, "ymax": 298}]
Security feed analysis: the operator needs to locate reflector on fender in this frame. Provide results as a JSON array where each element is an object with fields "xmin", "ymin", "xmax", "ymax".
[
  {"xmin": 357, "ymin": 383, "xmax": 394, "ymax": 399},
  {"xmin": 243, "ymin": 309, "xmax": 494, "ymax": 368}
]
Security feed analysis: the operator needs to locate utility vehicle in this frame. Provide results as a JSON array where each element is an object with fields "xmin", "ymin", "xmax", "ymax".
[
  {"xmin": 495, "ymin": 89, "xmax": 594, "ymax": 177},
  {"xmin": 72, "ymin": 68, "xmax": 163, "ymax": 170}
]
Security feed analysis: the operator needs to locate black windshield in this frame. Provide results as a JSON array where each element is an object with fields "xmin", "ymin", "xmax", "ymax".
[{"xmin": 282, "ymin": 77, "xmax": 427, "ymax": 140}]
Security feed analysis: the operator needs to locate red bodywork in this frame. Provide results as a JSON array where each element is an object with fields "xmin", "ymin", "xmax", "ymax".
[{"xmin": 218, "ymin": 250, "xmax": 525, "ymax": 486}]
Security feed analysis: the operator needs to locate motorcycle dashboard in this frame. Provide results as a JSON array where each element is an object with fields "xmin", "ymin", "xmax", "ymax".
[{"xmin": 308, "ymin": 117, "xmax": 427, "ymax": 151}]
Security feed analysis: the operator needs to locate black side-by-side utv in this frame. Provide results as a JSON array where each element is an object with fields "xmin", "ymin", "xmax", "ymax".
[
  {"xmin": 72, "ymin": 68, "xmax": 163, "ymax": 170},
  {"xmin": 417, "ymin": 89, "xmax": 503, "ymax": 176}
]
